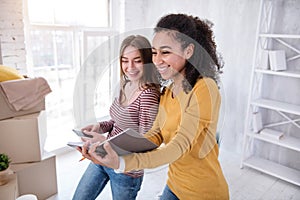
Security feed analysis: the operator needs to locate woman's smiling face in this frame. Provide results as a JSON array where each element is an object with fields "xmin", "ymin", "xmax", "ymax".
[
  {"xmin": 121, "ymin": 45, "xmax": 144, "ymax": 82},
  {"xmin": 151, "ymin": 31, "xmax": 188, "ymax": 81}
]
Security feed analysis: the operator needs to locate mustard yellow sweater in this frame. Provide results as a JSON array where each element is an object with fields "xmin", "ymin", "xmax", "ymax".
[{"xmin": 123, "ymin": 78, "xmax": 229, "ymax": 199}]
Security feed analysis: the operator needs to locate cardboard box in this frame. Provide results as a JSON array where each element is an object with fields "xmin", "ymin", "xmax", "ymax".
[
  {"xmin": 269, "ymin": 50, "xmax": 287, "ymax": 71},
  {"xmin": 0, "ymin": 86, "xmax": 45, "ymax": 120},
  {"xmin": 258, "ymin": 50, "xmax": 269, "ymax": 70},
  {"xmin": 11, "ymin": 153, "xmax": 57, "ymax": 200},
  {"xmin": 0, "ymin": 111, "xmax": 47, "ymax": 164},
  {"xmin": 0, "ymin": 173, "xmax": 18, "ymax": 200},
  {"xmin": 252, "ymin": 112, "xmax": 263, "ymax": 133}
]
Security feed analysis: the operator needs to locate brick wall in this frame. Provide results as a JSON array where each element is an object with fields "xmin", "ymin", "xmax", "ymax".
[{"xmin": 0, "ymin": 0, "xmax": 27, "ymax": 74}]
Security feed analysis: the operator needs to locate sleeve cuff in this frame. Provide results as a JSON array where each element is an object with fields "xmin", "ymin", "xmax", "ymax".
[{"xmin": 114, "ymin": 157, "xmax": 125, "ymax": 173}]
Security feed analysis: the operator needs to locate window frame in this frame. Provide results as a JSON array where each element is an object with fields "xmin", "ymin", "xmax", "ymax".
[{"xmin": 23, "ymin": 0, "xmax": 122, "ymax": 152}]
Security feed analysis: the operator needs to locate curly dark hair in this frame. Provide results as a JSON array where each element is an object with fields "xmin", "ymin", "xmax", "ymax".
[{"xmin": 154, "ymin": 13, "xmax": 223, "ymax": 93}]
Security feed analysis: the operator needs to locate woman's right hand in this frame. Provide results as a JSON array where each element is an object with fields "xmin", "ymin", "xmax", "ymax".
[
  {"xmin": 81, "ymin": 123, "xmax": 101, "ymax": 133},
  {"xmin": 80, "ymin": 123, "xmax": 106, "ymax": 143}
]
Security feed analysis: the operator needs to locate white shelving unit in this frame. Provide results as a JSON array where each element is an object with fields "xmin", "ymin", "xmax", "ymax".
[
  {"xmin": 255, "ymin": 69, "xmax": 300, "ymax": 78},
  {"xmin": 251, "ymin": 99, "xmax": 300, "ymax": 115},
  {"xmin": 241, "ymin": 0, "xmax": 300, "ymax": 186}
]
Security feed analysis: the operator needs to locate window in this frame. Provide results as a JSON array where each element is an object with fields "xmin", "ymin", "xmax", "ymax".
[
  {"xmin": 27, "ymin": 0, "xmax": 109, "ymax": 27},
  {"xmin": 24, "ymin": 0, "xmax": 120, "ymax": 152}
]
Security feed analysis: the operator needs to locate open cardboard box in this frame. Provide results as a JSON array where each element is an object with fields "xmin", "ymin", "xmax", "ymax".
[{"xmin": 0, "ymin": 80, "xmax": 45, "ymax": 120}]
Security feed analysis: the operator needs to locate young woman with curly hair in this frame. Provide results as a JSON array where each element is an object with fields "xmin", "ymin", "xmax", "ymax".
[{"xmin": 81, "ymin": 14, "xmax": 229, "ymax": 200}]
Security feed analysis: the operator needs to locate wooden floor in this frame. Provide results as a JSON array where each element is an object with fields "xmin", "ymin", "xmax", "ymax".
[
  {"xmin": 47, "ymin": 148, "xmax": 300, "ymax": 200},
  {"xmin": 219, "ymin": 150, "xmax": 300, "ymax": 200}
]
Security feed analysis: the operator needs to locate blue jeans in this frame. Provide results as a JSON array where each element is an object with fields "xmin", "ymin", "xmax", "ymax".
[
  {"xmin": 72, "ymin": 162, "xmax": 143, "ymax": 200},
  {"xmin": 160, "ymin": 185, "xmax": 179, "ymax": 200}
]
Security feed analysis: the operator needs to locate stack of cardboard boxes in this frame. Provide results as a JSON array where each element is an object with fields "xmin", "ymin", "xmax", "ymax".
[{"xmin": 0, "ymin": 79, "xmax": 57, "ymax": 200}]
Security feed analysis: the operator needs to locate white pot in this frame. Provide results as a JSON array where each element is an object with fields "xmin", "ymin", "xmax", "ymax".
[{"xmin": 0, "ymin": 167, "xmax": 11, "ymax": 186}]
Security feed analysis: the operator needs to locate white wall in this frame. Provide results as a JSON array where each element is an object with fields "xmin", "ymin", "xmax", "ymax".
[
  {"xmin": 123, "ymin": 0, "xmax": 300, "ymax": 154},
  {"xmin": 123, "ymin": 0, "xmax": 260, "ymax": 152},
  {"xmin": 0, "ymin": 0, "xmax": 27, "ymax": 74}
]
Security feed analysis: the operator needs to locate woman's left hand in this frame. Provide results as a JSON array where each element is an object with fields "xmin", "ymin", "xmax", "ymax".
[{"xmin": 87, "ymin": 141, "xmax": 120, "ymax": 169}]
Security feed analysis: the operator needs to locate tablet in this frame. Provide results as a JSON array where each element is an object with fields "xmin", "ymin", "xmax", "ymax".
[{"xmin": 72, "ymin": 129, "xmax": 93, "ymax": 138}]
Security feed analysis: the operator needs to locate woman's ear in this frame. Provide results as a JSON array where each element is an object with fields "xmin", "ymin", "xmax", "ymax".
[{"xmin": 184, "ymin": 43, "xmax": 195, "ymax": 59}]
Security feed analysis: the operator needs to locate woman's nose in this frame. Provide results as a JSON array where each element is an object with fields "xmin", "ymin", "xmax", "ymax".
[
  {"xmin": 153, "ymin": 53, "xmax": 163, "ymax": 65},
  {"xmin": 127, "ymin": 61, "xmax": 135, "ymax": 69}
]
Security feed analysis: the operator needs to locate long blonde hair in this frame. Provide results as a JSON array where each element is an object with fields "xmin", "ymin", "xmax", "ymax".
[{"xmin": 119, "ymin": 35, "xmax": 160, "ymax": 103}]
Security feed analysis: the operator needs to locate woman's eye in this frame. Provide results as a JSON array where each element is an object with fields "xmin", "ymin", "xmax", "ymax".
[
  {"xmin": 134, "ymin": 60, "xmax": 142, "ymax": 63},
  {"xmin": 152, "ymin": 51, "xmax": 157, "ymax": 55},
  {"xmin": 121, "ymin": 60, "xmax": 128, "ymax": 63},
  {"xmin": 162, "ymin": 51, "xmax": 170, "ymax": 55}
]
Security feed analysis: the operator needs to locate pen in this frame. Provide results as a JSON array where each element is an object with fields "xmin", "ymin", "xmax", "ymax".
[{"xmin": 79, "ymin": 157, "xmax": 86, "ymax": 162}]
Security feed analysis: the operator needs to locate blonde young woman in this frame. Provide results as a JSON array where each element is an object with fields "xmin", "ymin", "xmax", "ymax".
[{"xmin": 72, "ymin": 35, "xmax": 160, "ymax": 200}]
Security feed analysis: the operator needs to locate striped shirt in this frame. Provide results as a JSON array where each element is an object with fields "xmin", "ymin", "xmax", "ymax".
[{"xmin": 99, "ymin": 87, "xmax": 160, "ymax": 177}]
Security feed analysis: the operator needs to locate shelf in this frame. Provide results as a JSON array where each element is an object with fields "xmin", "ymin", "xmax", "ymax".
[
  {"xmin": 255, "ymin": 69, "xmax": 300, "ymax": 78},
  {"xmin": 247, "ymin": 132, "xmax": 300, "ymax": 152},
  {"xmin": 242, "ymin": 0, "xmax": 300, "ymax": 188},
  {"xmin": 251, "ymin": 99, "xmax": 300, "ymax": 115},
  {"xmin": 243, "ymin": 156, "xmax": 300, "ymax": 186},
  {"xmin": 259, "ymin": 33, "xmax": 300, "ymax": 39}
]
